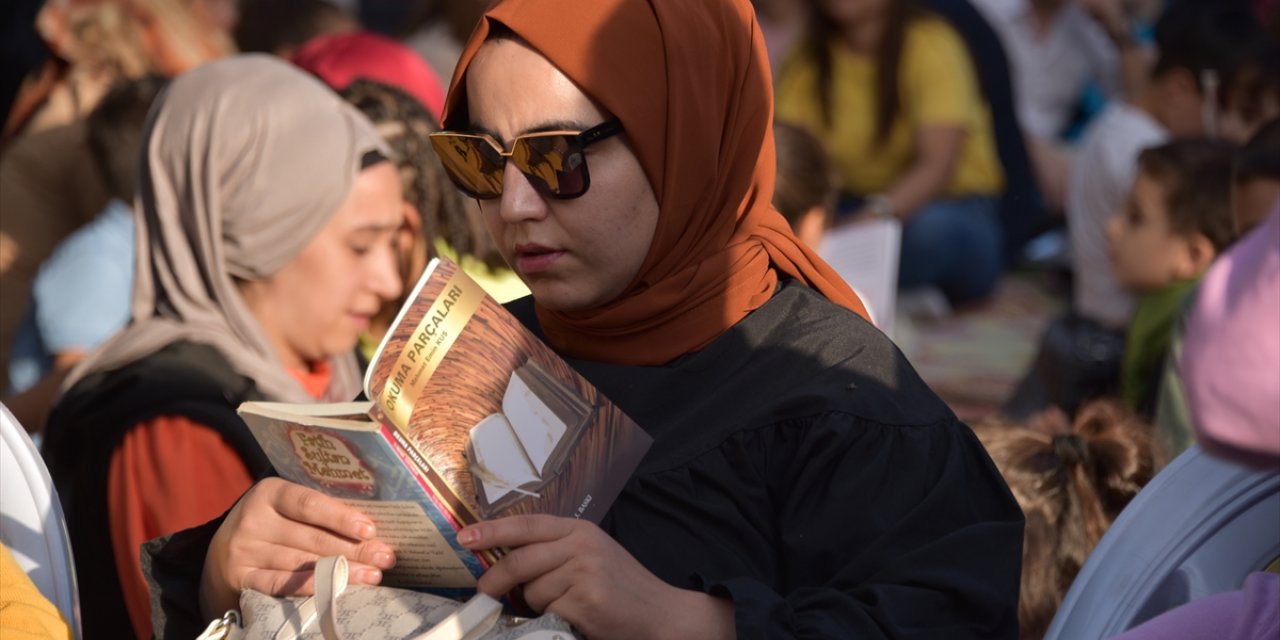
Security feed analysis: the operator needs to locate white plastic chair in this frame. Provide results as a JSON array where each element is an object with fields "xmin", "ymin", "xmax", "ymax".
[
  {"xmin": 0, "ymin": 403, "xmax": 82, "ymax": 639},
  {"xmin": 1045, "ymin": 445, "xmax": 1280, "ymax": 639}
]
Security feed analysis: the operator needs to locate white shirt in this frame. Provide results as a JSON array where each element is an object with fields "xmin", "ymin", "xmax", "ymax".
[
  {"xmin": 971, "ymin": 0, "xmax": 1121, "ymax": 139},
  {"xmin": 1065, "ymin": 101, "xmax": 1168, "ymax": 329}
]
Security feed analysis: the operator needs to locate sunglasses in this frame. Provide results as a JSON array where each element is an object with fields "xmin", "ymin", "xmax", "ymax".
[{"xmin": 429, "ymin": 119, "xmax": 624, "ymax": 200}]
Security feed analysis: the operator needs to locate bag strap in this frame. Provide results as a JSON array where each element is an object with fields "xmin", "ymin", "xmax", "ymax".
[
  {"xmin": 276, "ymin": 556, "xmax": 504, "ymax": 640},
  {"xmin": 314, "ymin": 556, "xmax": 348, "ymax": 640},
  {"xmin": 414, "ymin": 593, "xmax": 502, "ymax": 640}
]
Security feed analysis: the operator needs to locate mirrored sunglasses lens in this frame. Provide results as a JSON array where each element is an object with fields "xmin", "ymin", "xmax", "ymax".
[
  {"xmin": 430, "ymin": 136, "xmax": 504, "ymax": 198},
  {"xmin": 518, "ymin": 135, "xmax": 587, "ymax": 198}
]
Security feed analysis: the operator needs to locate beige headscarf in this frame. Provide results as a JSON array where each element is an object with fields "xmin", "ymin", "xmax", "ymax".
[{"xmin": 65, "ymin": 54, "xmax": 390, "ymax": 403}]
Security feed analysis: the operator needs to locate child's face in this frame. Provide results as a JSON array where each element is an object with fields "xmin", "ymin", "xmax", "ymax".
[{"xmin": 1106, "ymin": 173, "xmax": 1199, "ymax": 292}]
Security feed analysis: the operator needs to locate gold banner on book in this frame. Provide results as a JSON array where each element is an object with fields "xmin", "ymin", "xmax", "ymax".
[{"xmin": 380, "ymin": 271, "xmax": 485, "ymax": 429}]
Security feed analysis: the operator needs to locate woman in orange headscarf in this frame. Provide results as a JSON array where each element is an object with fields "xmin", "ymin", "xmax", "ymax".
[{"xmin": 147, "ymin": 1, "xmax": 1023, "ymax": 637}]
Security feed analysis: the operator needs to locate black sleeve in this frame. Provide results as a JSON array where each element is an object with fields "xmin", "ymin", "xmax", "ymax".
[
  {"xmin": 142, "ymin": 513, "xmax": 226, "ymax": 640},
  {"xmin": 708, "ymin": 414, "xmax": 1024, "ymax": 639}
]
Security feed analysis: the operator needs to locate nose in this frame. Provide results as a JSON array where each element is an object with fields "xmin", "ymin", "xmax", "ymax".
[
  {"xmin": 370, "ymin": 243, "xmax": 403, "ymax": 302},
  {"xmin": 497, "ymin": 160, "xmax": 549, "ymax": 224},
  {"xmin": 1105, "ymin": 214, "xmax": 1121, "ymax": 245}
]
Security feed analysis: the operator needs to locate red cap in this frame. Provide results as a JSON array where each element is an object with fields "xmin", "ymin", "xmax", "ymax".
[{"xmin": 292, "ymin": 31, "xmax": 446, "ymax": 119}]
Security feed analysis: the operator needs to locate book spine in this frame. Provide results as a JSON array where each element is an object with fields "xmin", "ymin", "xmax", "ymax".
[{"xmin": 379, "ymin": 423, "xmax": 501, "ymax": 568}]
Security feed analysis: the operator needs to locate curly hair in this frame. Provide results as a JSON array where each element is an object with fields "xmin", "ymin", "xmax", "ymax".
[
  {"xmin": 971, "ymin": 401, "xmax": 1163, "ymax": 639},
  {"xmin": 339, "ymin": 78, "xmax": 504, "ymax": 272}
]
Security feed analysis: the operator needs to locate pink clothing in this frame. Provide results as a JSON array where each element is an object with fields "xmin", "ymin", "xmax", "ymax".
[
  {"xmin": 291, "ymin": 31, "xmax": 447, "ymax": 119},
  {"xmin": 1179, "ymin": 205, "xmax": 1280, "ymax": 468}
]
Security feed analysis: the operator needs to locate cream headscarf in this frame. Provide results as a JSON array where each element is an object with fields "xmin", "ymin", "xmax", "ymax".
[{"xmin": 66, "ymin": 54, "xmax": 390, "ymax": 403}]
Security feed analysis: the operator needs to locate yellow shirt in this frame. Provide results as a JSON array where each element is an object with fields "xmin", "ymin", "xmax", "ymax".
[
  {"xmin": 0, "ymin": 544, "xmax": 72, "ymax": 640},
  {"xmin": 776, "ymin": 15, "xmax": 1005, "ymax": 198}
]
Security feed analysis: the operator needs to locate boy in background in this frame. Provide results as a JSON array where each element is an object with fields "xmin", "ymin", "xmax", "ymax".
[
  {"xmin": 773, "ymin": 120, "xmax": 836, "ymax": 250},
  {"xmin": 1232, "ymin": 118, "xmax": 1280, "ymax": 234},
  {"xmin": 1106, "ymin": 140, "xmax": 1237, "ymax": 418},
  {"xmin": 1067, "ymin": 2, "xmax": 1272, "ymax": 333}
]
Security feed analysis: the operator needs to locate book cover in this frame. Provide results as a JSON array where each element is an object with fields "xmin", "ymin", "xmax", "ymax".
[{"xmin": 239, "ymin": 257, "xmax": 653, "ymax": 591}]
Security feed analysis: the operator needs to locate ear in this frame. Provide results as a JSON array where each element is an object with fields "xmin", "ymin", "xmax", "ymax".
[
  {"xmin": 795, "ymin": 205, "xmax": 829, "ymax": 250},
  {"xmin": 399, "ymin": 201, "xmax": 431, "ymax": 278},
  {"xmin": 1172, "ymin": 231, "xmax": 1216, "ymax": 280},
  {"xmin": 1162, "ymin": 68, "xmax": 1200, "ymax": 100}
]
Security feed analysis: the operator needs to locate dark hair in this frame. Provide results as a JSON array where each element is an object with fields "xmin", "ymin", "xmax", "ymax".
[
  {"xmin": 1235, "ymin": 118, "xmax": 1280, "ymax": 182},
  {"xmin": 806, "ymin": 0, "xmax": 917, "ymax": 146},
  {"xmin": 399, "ymin": 0, "xmax": 490, "ymax": 44},
  {"xmin": 772, "ymin": 120, "xmax": 836, "ymax": 230},
  {"xmin": 339, "ymin": 78, "xmax": 504, "ymax": 272},
  {"xmin": 1137, "ymin": 139, "xmax": 1238, "ymax": 252},
  {"xmin": 86, "ymin": 75, "xmax": 168, "ymax": 203},
  {"xmin": 234, "ymin": 0, "xmax": 355, "ymax": 55},
  {"xmin": 972, "ymin": 401, "xmax": 1161, "ymax": 639},
  {"xmin": 1151, "ymin": 1, "xmax": 1271, "ymax": 107}
]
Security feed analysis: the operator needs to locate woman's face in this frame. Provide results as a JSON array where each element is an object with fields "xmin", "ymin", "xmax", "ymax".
[
  {"xmin": 240, "ymin": 162, "xmax": 404, "ymax": 369},
  {"xmin": 465, "ymin": 38, "xmax": 660, "ymax": 312}
]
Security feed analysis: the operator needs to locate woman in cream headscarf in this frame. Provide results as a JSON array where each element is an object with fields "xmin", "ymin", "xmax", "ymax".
[
  {"xmin": 41, "ymin": 54, "xmax": 403, "ymax": 640},
  {"xmin": 150, "ymin": 1, "xmax": 1023, "ymax": 638}
]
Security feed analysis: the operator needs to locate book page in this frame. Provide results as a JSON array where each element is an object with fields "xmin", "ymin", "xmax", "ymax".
[
  {"xmin": 502, "ymin": 367, "xmax": 569, "ymax": 476},
  {"xmin": 344, "ymin": 499, "xmax": 477, "ymax": 589},
  {"xmin": 820, "ymin": 217, "xmax": 902, "ymax": 338},
  {"xmin": 469, "ymin": 413, "xmax": 540, "ymax": 503}
]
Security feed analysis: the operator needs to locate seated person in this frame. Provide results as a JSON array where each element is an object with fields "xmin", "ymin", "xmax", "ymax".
[
  {"xmin": 1067, "ymin": 2, "xmax": 1273, "ymax": 333},
  {"xmin": 1106, "ymin": 140, "xmax": 1237, "ymax": 419},
  {"xmin": 1232, "ymin": 118, "xmax": 1280, "ymax": 234},
  {"xmin": 776, "ymin": 0, "xmax": 1007, "ymax": 304},
  {"xmin": 1112, "ymin": 204, "xmax": 1280, "ymax": 640},
  {"xmin": 4, "ymin": 75, "xmax": 166, "ymax": 432},
  {"xmin": 969, "ymin": 0, "xmax": 1152, "ymax": 212},
  {"xmin": 40, "ymin": 56, "xmax": 404, "ymax": 640},
  {"xmin": 772, "ymin": 119, "xmax": 836, "ymax": 250},
  {"xmin": 144, "ymin": 2, "xmax": 1025, "ymax": 638},
  {"xmin": 971, "ymin": 399, "xmax": 1161, "ymax": 639}
]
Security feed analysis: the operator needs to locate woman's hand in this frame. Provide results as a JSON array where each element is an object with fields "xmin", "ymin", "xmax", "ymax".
[
  {"xmin": 458, "ymin": 515, "xmax": 734, "ymax": 640},
  {"xmin": 199, "ymin": 478, "xmax": 397, "ymax": 620}
]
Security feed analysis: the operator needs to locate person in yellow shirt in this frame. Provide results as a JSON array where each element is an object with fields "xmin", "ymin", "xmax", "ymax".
[
  {"xmin": 0, "ymin": 544, "xmax": 73, "ymax": 640},
  {"xmin": 777, "ymin": 0, "xmax": 1006, "ymax": 304}
]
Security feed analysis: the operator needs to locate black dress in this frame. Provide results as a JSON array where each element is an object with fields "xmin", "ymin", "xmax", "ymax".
[{"xmin": 146, "ymin": 281, "xmax": 1023, "ymax": 639}]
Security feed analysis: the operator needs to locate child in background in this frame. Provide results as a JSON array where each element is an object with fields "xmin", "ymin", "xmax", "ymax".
[
  {"xmin": 972, "ymin": 400, "xmax": 1161, "ymax": 639},
  {"xmin": 772, "ymin": 120, "xmax": 836, "ymax": 250},
  {"xmin": 1107, "ymin": 140, "xmax": 1237, "ymax": 418},
  {"xmin": 1232, "ymin": 118, "xmax": 1280, "ymax": 234}
]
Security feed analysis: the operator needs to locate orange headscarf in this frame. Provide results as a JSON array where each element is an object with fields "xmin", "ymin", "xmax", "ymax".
[{"xmin": 442, "ymin": 0, "xmax": 868, "ymax": 366}]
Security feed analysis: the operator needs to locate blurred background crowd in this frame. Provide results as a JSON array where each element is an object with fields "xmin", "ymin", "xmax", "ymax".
[{"xmin": 0, "ymin": 0, "xmax": 1276, "ymax": 638}]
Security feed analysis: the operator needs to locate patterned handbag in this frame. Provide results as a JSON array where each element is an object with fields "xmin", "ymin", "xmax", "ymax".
[{"xmin": 196, "ymin": 556, "xmax": 577, "ymax": 640}]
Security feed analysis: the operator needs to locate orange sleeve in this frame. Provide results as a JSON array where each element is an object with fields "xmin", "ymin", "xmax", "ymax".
[{"xmin": 107, "ymin": 416, "xmax": 255, "ymax": 640}]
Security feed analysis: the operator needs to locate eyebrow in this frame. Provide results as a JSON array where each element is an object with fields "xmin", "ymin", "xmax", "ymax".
[{"xmin": 467, "ymin": 120, "xmax": 597, "ymax": 147}]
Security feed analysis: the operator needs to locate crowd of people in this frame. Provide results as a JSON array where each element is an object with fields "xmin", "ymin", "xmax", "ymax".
[{"xmin": 0, "ymin": 0, "xmax": 1276, "ymax": 639}]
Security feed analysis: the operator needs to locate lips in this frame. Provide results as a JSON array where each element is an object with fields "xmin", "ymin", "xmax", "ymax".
[{"xmin": 513, "ymin": 243, "xmax": 565, "ymax": 274}]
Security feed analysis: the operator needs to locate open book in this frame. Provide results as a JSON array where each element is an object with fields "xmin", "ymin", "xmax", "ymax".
[
  {"xmin": 239, "ymin": 257, "xmax": 652, "ymax": 593},
  {"xmin": 820, "ymin": 217, "xmax": 901, "ymax": 338}
]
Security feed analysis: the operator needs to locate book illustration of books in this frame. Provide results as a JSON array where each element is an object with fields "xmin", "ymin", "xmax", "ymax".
[{"xmin": 466, "ymin": 360, "xmax": 595, "ymax": 518}]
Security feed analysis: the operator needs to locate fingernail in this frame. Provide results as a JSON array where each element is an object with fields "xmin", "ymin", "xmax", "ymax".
[
  {"xmin": 354, "ymin": 567, "xmax": 382, "ymax": 584},
  {"xmin": 373, "ymin": 551, "xmax": 396, "ymax": 569},
  {"xmin": 354, "ymin": 521, "xmax": 376, "ymax": 540},
  {"xmin": 458, "ymin": 528, "xmax": 477, "ymax": 545}
]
